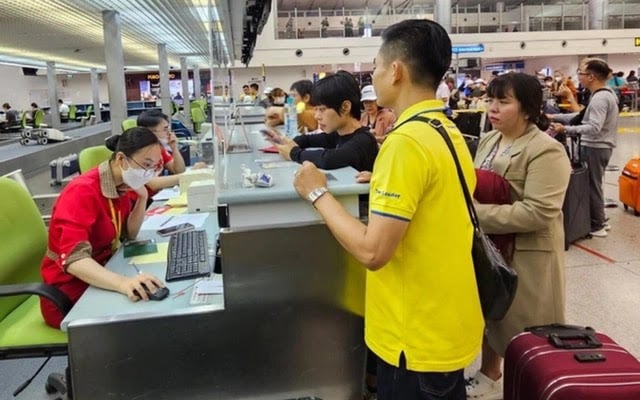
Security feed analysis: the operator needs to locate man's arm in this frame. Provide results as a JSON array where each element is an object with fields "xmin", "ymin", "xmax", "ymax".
[{"xmin": 293, "ymin": 161, "xmax": 408, "ymax": 270}]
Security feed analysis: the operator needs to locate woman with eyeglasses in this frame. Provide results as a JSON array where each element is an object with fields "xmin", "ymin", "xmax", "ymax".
[{"xmin": 40, "ymin": 127, "xmax": 167, "ymax": 329}]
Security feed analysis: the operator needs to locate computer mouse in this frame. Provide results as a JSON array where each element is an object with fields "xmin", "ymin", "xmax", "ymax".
[{"xmin": 134, "ymin": 284, "xmax": 170, "ymax": 301}]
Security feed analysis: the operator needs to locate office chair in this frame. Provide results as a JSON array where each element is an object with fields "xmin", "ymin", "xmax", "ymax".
[
  {"xmin": 191, "ymin": 106, "xmax": 206, "ymax": 135},
  {"xmin": 33, "ymin": 109, "xmax": 47, "ymax": 128},
  {"xmin": 79, "ymin": 145, "xmax": 112, "ymax": 173},
  {"xmin": 1, "ymin": 169, "xmax": 58, "ymax": 224},
  {"xmin": 85, "ymin": 105, "xmax": 93, "ymax": 117},
  {"xmin": 0, "ymin": 177, "xmax": 72, "ymax": 397},
  {"xmin": 121, "ymin": 118, "xmax": 137, "ymax": 132},
  {"xmin": 68, "ymin": 105, "xmax": 76, "ymax": 121}
]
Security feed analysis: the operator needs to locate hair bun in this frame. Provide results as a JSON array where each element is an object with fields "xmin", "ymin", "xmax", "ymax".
[{"xmin": 104, "ymin": 134, "xmax": 121, "ymax": 151}]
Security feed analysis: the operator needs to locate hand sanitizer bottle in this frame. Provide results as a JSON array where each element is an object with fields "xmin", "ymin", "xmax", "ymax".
[{"xmin": 284, "ymin": 96, "xmax": 298, "ymax": 138}]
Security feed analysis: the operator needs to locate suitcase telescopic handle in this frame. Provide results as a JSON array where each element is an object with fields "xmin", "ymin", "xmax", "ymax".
[{"xmin": 548, "ymin": 333, "xmax": 602, "ymax": 349}]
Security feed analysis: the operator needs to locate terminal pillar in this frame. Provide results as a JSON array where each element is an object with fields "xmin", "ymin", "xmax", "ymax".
[
  {"xmin": 193, "ymin": 65, "xmax": 201, "ymax": 100},
  {"xmin": 90, "ymin": 68, "xmax": 101, "ymax": 123},
  {"xmin": 46, "ymin": 61, "xmax": 61, "ymax": 129},
  {"xmin": 158, "ymin": 43, "xmax": 172, "ymax": 117},
  {"xmin": 434, "ymin": 0, "xmax": 452, "ymax": 33},
  {"xmin": 102, "ymin": 10, "xmax": 127, "ymax": 136},
  {"xmin": 589, "ymin": 0, "xmax": 608, "ymax": 30},
  {"xmin": 180, "ymin": 57, "xmax": 192, "ymax": 129}
]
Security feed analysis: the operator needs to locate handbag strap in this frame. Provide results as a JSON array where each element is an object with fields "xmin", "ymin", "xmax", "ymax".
[{"xmin": 401, "ymin": 115, "xmax": 480, "ymax": 230}]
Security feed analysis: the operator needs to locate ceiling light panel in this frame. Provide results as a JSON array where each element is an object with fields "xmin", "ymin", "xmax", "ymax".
[{"xmin": 0, "ymin": 0, "xmax": 221, "ymax": 69}]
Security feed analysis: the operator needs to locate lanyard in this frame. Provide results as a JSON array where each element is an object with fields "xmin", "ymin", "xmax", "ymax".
[{"xmin": 108, "ymin": 198, "xmax": 122, "ymax": 251}]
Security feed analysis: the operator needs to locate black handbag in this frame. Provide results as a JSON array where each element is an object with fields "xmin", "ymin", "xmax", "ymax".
[{"xmin": 410, "ymin": 115, "xmax": 518, "ymax": 321}]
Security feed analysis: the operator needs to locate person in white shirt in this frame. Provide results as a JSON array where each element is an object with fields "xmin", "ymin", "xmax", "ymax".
[
  {"xmin": 58, "ymin": 99, "xmax": 70, "ymax": 122},
  {"xmin": 436, "ymin": 78, "xmax": 451, "ymax": 103}
]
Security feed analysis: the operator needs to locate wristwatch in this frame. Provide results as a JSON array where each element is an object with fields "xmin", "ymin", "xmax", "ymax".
[{"xmin": 307, "ymin": 187, "xmax": 329, "ymax": 206}]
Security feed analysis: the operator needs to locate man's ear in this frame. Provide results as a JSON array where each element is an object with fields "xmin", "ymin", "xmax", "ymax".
[
  {"xmin": 391, "ymin": 60, "xmax": 404, "ymax": 85},
  {"xmin": 341, "ymin": 100, "xmax": 352, "ymax": 114}
]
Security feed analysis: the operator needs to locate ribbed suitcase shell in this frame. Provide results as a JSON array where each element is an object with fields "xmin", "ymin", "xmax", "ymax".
[
  {"xmin": 504, "ymin": 331, "xmax": 640, "ymax": 400},
  {"xmin": 49, "ymin": 153, "xmax": 79, "ymax": 185},
  {"xmin": 619, "ymin": 158, "xmax": 640, "ymax": 216}
]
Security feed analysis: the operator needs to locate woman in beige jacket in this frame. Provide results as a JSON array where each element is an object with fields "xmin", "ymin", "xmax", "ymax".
[{"xmin": 467, "ymin": 73, "xmax": 571, "ymax": 399}]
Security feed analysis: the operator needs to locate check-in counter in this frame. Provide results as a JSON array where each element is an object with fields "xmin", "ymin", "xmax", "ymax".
[{"xmin": 61, "ymin": 124, "xmax": 369, "ymax": 399}]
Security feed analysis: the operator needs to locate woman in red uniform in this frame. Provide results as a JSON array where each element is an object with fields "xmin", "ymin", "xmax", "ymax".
[{"xmin": 41, "ymin": 127, "xmax": 167, "ymax": 328}]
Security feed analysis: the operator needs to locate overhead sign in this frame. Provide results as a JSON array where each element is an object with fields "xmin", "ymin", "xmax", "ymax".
[
  {"xmin": 635, "ymin": 37, "xmax": 640, "ymax": 46},
  {"xmin": 452, "ymin": 44, "xmax": 485, "ymax": 54}
]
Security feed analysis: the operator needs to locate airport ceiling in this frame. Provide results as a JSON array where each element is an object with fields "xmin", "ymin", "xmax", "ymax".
[
  {"xmin": 0, "ymin": 0, "xmax": 581, "ymax": 72},
  {"xmin": 0, "ymin": 0, "xmax": 227, "ymax": 72}
]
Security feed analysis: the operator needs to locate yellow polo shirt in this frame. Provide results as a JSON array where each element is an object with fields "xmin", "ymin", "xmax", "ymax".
[{"xmin": 366, "ymin": 100, "xmax": 484, "ymax": 372}]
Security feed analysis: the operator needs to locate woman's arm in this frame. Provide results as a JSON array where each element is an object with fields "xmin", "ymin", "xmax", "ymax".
[
  {"xmin": 125, "ymin": 186, "xmax": 149, "ymax": 240},
  {"xmin": 476, "ymin": 140, "xmax": 571, "ymax": 234},
  {"xmin": 67, "ymin": 257, "xmax": 164, "ymax": 301}
]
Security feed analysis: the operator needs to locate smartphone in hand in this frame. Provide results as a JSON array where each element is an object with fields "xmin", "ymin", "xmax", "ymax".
[
  {"xmin": 157, "ymin": 223, "xmax": 195, "ymax": 237},
  {"xmin": 260, "ymin": 128, "xmax": 282, "ymax": 144}
]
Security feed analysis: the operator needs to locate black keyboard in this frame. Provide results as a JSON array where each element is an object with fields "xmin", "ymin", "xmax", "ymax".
[{"xmin": 166, "ymin": 230, "xmax": 211, "ymax": 282}]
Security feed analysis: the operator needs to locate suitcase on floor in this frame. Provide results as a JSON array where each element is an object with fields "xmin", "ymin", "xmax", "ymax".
[
  {"xmin": 50, "ymin": 153, "xmax": 79, "ymax": 185},
  {"xmin": 504, "ymin": 324, "xmax": 640, "ymax": 400},
  {"xmin": 562, "ymin": 134, "xmax": 591, "ymax": 249},
  {"xmin": 619, "ymin": 158, "xmax": 640, "ymax": 216}
]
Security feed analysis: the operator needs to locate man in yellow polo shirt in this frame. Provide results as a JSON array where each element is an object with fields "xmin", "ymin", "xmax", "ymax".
[{"xmin": 293, "ymin": 19, "xmax": 483, "ymax": 400}]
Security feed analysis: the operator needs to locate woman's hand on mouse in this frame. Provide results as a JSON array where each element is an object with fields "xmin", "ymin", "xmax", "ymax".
[{"xmin": 121, "ymin": 273, "xmax": 164, "ymax": 301}]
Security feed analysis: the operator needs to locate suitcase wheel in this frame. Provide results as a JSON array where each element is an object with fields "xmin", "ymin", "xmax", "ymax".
[
  {"xmin": 635, "ymin": 209, "xmax": 640, "ymax": 217},
  {"xmin": 624, "ymin": 204, "xmax": 628, "ymax": 210}
]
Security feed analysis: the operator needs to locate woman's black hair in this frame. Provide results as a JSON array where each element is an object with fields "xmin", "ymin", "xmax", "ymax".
[
  {"xmin": 487, "ymin": 72, "xmax": 550, "ymax": 131},
  {"xmin": 290, "ymin": 79, "xmax": 314, "ymax": 100},
  {"xmin": 310, "ymin": 70, "xmax": 361, "ymax": 119},
  {"xmin": 105, "ymin": 127, "xmax": 160, "ymax": 160},
  {"xmin": 136, "ymin": 109, "xmax": 169, "ymax": 129}
]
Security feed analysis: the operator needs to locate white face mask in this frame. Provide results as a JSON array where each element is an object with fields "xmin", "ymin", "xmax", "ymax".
[
  {"xmin": 273, "ymin": 97, "xmax": 285, "ymax": 104},
  {"xmin": 121, "ymin": 159, "xmax": 154, "ymax": 190},
  {"xmin": 159, "ymin": 138, "xmax": 169, "ymax": 146}
]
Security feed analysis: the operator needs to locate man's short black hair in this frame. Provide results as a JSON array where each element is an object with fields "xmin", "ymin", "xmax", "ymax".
[
  {"xmin": 582, "ymin": 58, "xmax": 613, "ymax": 81},
  {"xmin": 250, "ymin": 83, "xmax": 259, "ymax": 90},
  {"xmin": 379, "ymin": 19, "xmax": 451, "ymax": 91},
  {"xmin": 310, "ymin": 70, "xmax": 361, "ymax": 120}
]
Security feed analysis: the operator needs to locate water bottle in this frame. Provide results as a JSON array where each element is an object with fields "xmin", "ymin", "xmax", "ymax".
[{"xmin": 284, "ymin": 96, "xmax": 298, "ymax": 138}]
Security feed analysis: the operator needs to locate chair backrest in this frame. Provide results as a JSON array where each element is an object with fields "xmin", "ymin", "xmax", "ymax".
[
  {"xmin": 85, "ymin": 105, "xmax": 93, "ymax": 115},
  {"xmin": 0, "ymin": 178, "xmax": 48, "ymax": 321},
  {"xmin": 68, "ymin": 105, "xmax": 76, "ymax": 120},
  {"xmin": 79, "ymin": 145, "xmax": 113, "ymax": 173},
  {"xmin": 121, "ymin": 119, "xmax": 137, "ymax": 132},
  {"xmin": 1, "ymin": 169, "xmax": 31, "ymax": 194},
  {"xmin": 33, "ymin": 109, "xmax": 45, "ymax": 126},
  {"xmin": 191, "ymin": 106, "xmax": 206, "ymax": 123}
]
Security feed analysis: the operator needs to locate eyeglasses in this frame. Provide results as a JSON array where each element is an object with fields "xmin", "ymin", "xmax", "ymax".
[{"xmin": 127, "ymin": 157, "xmax": 163, "ymax": 178}]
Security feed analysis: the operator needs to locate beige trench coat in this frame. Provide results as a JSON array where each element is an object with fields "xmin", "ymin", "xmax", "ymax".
[{"xmin": 474, "ymin": 124, "xmax": 571, "ymax": 355}]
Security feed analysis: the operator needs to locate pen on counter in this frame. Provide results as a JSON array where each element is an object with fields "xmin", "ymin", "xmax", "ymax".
[
  {"xmin": 131, "ymin": 263, "xmax": 142, "ymax": 275},
  {"xmin": 159, "ymin": 216, "xmax": 174, "ymax": 227}
]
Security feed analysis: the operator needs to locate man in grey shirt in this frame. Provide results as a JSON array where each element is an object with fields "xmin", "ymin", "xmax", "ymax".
[{"xmin": 550, "ymin": 58, "xmax": 618, "ymax": 238}]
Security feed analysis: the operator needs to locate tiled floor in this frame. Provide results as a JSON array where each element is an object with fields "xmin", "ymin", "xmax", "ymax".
[{"xmin": 2, "ymin": 116, "xmax": 640, "ymax": 400}]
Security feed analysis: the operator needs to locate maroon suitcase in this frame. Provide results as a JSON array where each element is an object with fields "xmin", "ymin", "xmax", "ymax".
[{"xmin": 504, "ymin": 324, "xmax": 640, "ymax": 400}]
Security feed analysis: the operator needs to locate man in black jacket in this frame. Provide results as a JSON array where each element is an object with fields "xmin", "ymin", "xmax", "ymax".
[{"xmin": 266, "ymin": 71, "xmax": 378, "ymax": 173}]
